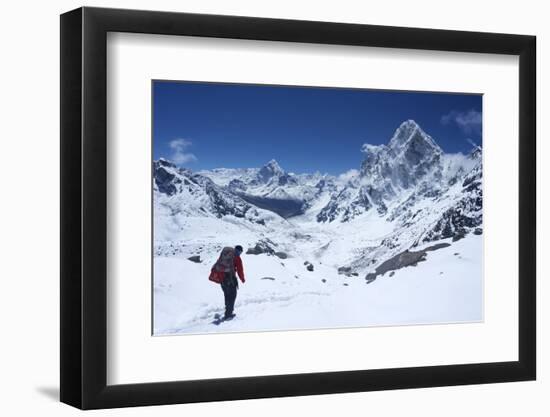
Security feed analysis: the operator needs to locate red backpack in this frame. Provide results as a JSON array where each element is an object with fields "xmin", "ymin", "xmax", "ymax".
[{"xmin": 209, "ymin": 247, "xmax": 235, "ymax": 284}]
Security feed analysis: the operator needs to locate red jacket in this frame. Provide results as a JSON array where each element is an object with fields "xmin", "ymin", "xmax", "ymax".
[{"xmin": 234, "ymin": 255, "xmax": 245, "ymax": 283}]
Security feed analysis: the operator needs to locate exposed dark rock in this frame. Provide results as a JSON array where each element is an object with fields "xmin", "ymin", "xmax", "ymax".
[
  {"xmin": 365, "ymin": 242, "xmax": 450, "ymax": 284},
  {"xmin": 474, "ymin": 228, "xmax": 483, "ymax": 235},
  {"xmin": 338, "ymin": 266, "xmax": 357, "ymax": 277},
  {"xmin": 424, "ymin": 243, "xmax": 451, "ymax": 252},
  {"xmin": 317, "ymin": 186, "xmax": 373, "ymax": 223},
  {"xmin": 306, "ymin": 264, "xmax": 314, "ymax": 272},
  {"xmin": 337, "ymin": 266, "xmax": 352, "ymax": 275},
  {"xmin": 261, "ymin": 277, "xmax": 276, "ymax": 281},
  {"xmin": 154, "ymin": 161, "xmax": 269, "ymax": 221},
  {"xmin": 381, "ymin": 236, "xmax": 399, "ymax": 249},
  {"xmin": 187, "ymin": 255, "xmax": 201, "ymax": 263},
  {"xmin": 364, "ymin": 184, "xmax": 389, "ymax": 215},
  {"xmin": 278, "ymin": 173, "xmax": 297, "ymax": 186},
  {"xmin": 246, "ymin": 239, "xmax": 276, "ymax": 255},
  {"xmin": 421, "ymin": 180, "xmax": 482, "ymax": 244},
  {"xmin": 246, "ymin": 245, "xmax": 262, "ymax": 255},
  {"xmin": 274, "ymin": 252, "xmax": 288, "ymax": 259},
  {"xmin": 154, "ymin": 166, "xmax": 181, "ymax": 196},
  {"xmin": 315, "ymin": 178, "xmax": 337, "ymax": 193},
  {"xmin": 199, "ymin": 175, "xmax": 252, "ymax": 218},
  {"xmin": 227, "ymin": 178, "xmax": 247, "ymax": 192},
  {"xmin": 389, "ymin": 271, "xmax": 395, "ymax": 277},
  {"xmin": 387, "ymin": 192, "xmax": 418, "ymax": 223},
  {"xmin": 156, "ymin": 158, "xmax": 176, "ymax": 168},
  {"xmin": 321, "ymin": 279, "xmax": 326, "ymax": 283},
  {"xmin": 452, "ymin": 231, "xmax": 466, "ymax": 242}
]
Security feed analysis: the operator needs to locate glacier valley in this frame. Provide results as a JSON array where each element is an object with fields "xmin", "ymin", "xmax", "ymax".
[{"xmin": 153, "ymin": 120, "xmax": 483, "ymax": 335}]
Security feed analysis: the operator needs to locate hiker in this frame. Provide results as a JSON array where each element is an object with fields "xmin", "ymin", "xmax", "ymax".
[{"xmin": 210, "ymin": 245, "xmax": 246, "ymax": 320}]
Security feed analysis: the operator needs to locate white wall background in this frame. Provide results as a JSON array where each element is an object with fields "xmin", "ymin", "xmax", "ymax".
[{"xmin": 0, "ymin": 0, "xmax": 545, "ymax": 415}]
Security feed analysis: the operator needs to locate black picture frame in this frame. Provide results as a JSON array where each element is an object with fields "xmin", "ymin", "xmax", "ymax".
[{"xmin": 60, "ymin": 6, "xmax": 536, "ymax": 410}]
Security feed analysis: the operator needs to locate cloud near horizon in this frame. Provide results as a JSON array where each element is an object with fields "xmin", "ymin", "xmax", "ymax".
[
  {"xmin": 338, "ymin": 169, "xmax": 359, "ymax": 183},
  {"xmin": 169, "ymin": 138, "xmax": 197, "ymax": 166},
  {"xmin": 441, "ymin": 109, "xmax": 482, "ymax": 136}
]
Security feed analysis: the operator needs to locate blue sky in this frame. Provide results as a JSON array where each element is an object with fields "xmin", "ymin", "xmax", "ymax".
[{"xmin": 153, "ymin": 81, "xmax": 482, "ymax": 175}]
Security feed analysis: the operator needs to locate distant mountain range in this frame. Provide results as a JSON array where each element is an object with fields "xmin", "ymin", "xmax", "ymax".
[{"xmin": 153, "ymin": 119, "xmax": 482, "ymax": 278}]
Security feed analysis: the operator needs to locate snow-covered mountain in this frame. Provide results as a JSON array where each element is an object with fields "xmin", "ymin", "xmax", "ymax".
[
  {"xmin": 199, "ymin": 159, "xmax": 334, "ymax": 218},
  {"xmin": 153, "ymin": 119, "xmax": 483, "ymax": 334},
  {"xmin": 154, "ymin": 158, "xmax": 263, "ymax": 221},
  {"xmin": 318, "ymin": 120, "xmax": 461, "ymax": 222}
]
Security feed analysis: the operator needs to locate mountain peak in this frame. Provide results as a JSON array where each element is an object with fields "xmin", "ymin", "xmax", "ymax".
[
  {"xmin": 359, "ymin": 120, "xmax": 444, "ymax": 192},
  {"xmin": 388, "ymin": 119, "xmax": 441, "ymax": 153},
  {"xmin": 265, "ymin": 159, "xmax": 282, "ymax": 169},
  {"xmin": 388, "ymin": 120, "xmax": 421, "ymax": 148},
  {"xmin": 258, "ymin": 159, "xmax": 285, "ymax": 182},
  {"xmin": 402, "ymin": 119, "xmax": 420, "ymax": 128},
  {"xmin": 156, "ymin": 158, "xmax": 177, "ymax": 168},
  {"xmin": 262, "ymin": 159, "xmax": 284, "ymax": 173}
]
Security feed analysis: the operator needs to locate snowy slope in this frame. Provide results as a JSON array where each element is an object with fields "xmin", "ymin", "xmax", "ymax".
[{"xmin": 154, "ymin": 234, "xmax": 482, "ymax": 335}]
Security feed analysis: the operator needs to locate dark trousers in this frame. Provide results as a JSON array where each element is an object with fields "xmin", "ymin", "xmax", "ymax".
[{"xmin": 221, "ymin": 273, "xmax": 238, "ymax": 317}]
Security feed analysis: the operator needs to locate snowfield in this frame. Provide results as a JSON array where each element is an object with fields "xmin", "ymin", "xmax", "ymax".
[
  {"xmin": 154, "ymin": 234, "xmax": 482, "ymax": 335},
  {"xmin": 153, "ymin": 120, "xmax": 483, "ymax": 335}
]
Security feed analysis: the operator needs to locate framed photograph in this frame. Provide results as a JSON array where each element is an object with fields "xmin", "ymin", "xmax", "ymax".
[{"xmin": 60, "ymin": 6, "xmax": 536, "ymax": 409}]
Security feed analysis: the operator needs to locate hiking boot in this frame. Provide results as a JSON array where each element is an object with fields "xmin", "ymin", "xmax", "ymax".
[{"xmin": 224, "ymin": 313, "xmax": 236, "ymax": 321}]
